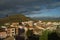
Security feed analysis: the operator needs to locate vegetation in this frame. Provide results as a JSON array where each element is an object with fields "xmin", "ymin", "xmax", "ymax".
[
  {"xmin": 0, "ymin": 14, "xmax": 31, "ymax": 25},
  {"xmin": 40, "ymin": 30, "xmax": 49, "ymax": 40}
]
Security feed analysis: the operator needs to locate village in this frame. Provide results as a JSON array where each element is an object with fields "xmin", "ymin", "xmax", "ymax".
[{"xmin": 0, "ymin": 20, "xmax": 60, "ymax": 40}]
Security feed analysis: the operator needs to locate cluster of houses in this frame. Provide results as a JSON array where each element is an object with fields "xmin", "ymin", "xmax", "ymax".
[{"xmin": 0, "ymin": 20, "xmax": 60, "ymax": 39}]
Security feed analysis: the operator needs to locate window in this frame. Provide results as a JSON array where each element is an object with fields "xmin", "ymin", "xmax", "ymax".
[{"xmin": 12, "ymin": 28, "xmax": 15, "ymax": 31}]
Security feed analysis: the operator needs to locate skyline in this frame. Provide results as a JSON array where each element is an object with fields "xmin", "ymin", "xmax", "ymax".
[{"xmin": 0, "ymin": 0, "xmax": 60, "ymax": 18}]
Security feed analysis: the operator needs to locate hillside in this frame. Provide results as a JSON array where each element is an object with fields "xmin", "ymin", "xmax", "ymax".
[{"xmin": 0, "ymin": 14, "xmax": 31, "ymax": 25}]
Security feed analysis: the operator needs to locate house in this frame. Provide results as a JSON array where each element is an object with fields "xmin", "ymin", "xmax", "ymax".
[
  {"xmin": 4, "ymin": 23, "xmax": 10, "ymax": 26},
  {"xmin": 53, "ymin": 22, "xmax": 59, "ymax": 25},
  {"xmin": 10, "ymin": 22, "xmax": 19, "ymax": 27},
  {"xmin": 27, "ymin": 21, "xmax": 34, "ymax": 27},
  {"xmin": 0, "ymin": 28, "xmax": 7, "ymax": 38},
  {"xmin": 10, "ymin": 22, "xmax": 19, "ymax": 35},
  {"xmin": 46, "ymin": 25, "xmax": 57, "ymax": 32},
  {"xmin": 22, "ymin": 22, "xmax": 28, "ymax": 26},
  {"xmin": 38, "ymin": 20, "xmax": 42, "ymax": 23},
  {"xmin": 1, "ymin": 26, "xmax": 7, "ymax": 31},
  {"xmin": 7, "ymin": 27, "xmax": 16, "ymax": 37},
  {"xmin": 47, "ymin": 22, "xmax": 52, "ymax": 25},
  {"xmin": 59, "ymin": 22, "xmax": 60, "ymax": 25}
]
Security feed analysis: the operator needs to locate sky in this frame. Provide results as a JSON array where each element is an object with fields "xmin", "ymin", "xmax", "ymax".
[{"xmin": 0, "ymin": 0, "xmax": 60, "ymax": 18}]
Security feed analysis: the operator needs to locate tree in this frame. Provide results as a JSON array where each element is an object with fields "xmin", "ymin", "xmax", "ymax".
[{"xmin": 40, "ymin": 30, "xmax": 49, "ymax": 40}]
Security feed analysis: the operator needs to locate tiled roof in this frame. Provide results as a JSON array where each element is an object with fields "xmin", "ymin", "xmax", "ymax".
[{"xmin": 0, "ymin": 28, "xmax": 6, "ymax": 32}]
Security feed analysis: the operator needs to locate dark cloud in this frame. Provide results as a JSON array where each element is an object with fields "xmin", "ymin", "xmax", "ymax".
[
  {"xmin": 0, "ymin": 0, "xmax": 60, "ymax": 10},
  {"xmin": 0, "ymin": 0, "xmax": 60, "ymax": 17},
  {"xmin": 47, "ymin": 2, "xmax": 60, "ymax": 9}
]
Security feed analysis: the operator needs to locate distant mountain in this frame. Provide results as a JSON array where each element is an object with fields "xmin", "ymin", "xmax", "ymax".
[{"xmin": 31, "ymin": 17, "xmax": 60, "ymax": 22}]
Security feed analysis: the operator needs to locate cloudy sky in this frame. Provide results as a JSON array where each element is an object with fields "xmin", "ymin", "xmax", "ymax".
[{"xmin": 0, "ymin": 0, "xmax": 60, "ymax": 18}]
